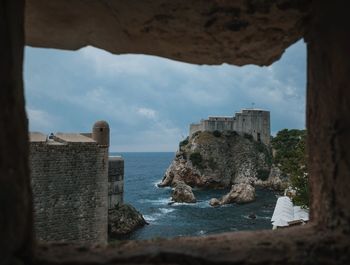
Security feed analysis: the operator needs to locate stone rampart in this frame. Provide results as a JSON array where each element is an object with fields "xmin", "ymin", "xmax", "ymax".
[
  {"xmin": 30, "ymin": 137, "xmax": 108, "ymax": 244},
  {"xmin": 29, "ymin": 122, "xmax": 114, "ymax": 245}
]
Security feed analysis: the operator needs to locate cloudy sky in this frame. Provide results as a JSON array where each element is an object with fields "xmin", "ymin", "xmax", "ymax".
[{"xmin": 24, "ymin": 40, "xmax": 306, "ymax": 152}]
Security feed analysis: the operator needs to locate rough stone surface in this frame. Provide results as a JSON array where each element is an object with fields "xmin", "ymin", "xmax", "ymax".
[
  {"xmin": 25, "ymin": 0, "xmax": 309, "ymax": 66},
  {"xmin": 108, "ymin": 157, "xmax": 124, "ymax": 209},
  {"xmin": 255, "ymin": 164, "xmax": 288, "ymax": 190},
  {"xmin": 210, "ymin": 183, "xmax": 255, "ymax": 206},
  {"xmin": 171, "ymin": 181, "xmax": 196, "ymax": 203},
  {"xmin": 33, "ymin": 226, "xmax": 350, "ymax": 265},
  {"xmin": 223, "ymin": 183, "xmax": 255, "ymax": 203},
  {"xmin": 108, "ymin": 204, "xmax": 147, "ymax": 238},
  {"xmin": 209, "ymin": 198, "xmax": 221, "ymax": 207},
  {"xmin": 160, "ymin": 131, "xmax": 273, "ymax": 189},
  {"xmin": 0, "ymin": 1, "xmax": 33, "ymax": 264},
  {"xmin": 305, "ymin": 1, "xmax": 350, "ymax": 229},
  {"xmin": 30, "ymin": 141, "xmax": 108, "ymax": 244}
]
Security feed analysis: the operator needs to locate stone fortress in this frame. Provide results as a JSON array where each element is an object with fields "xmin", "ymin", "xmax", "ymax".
[
  {"xmin": 189, "ymin": 108, "xmax": 270, "ymax": 145},
  {"xmin": 29, "ymin": 121, "xmax": 123, "ymax": 244}
]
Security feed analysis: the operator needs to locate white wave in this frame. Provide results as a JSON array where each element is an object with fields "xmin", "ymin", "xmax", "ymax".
[
  {"xmin": 171, "ymin": 200, "xmax": 211, "ymax": 208},
  {"xmin": 153, "ymin": 182, "xmax": 160, "ymax": 188},
  {"xmin": 143, "ymin": 215, "xmax": 158, "ymax": 222},
  {"xmin": 138, "ymin": 197, "xmax": 171, "ymax": 205},
  {"xmin": 153, "ymin": 181, "xmax": 163, "ymax": 188},
  {"xmin": 197, "ymin": 201, "xmax": 212, "ymax": 208},
  {"xmin": 159, "ymin": 208, "xmax": 176, "ymax": 214},
  {"xmin": 153, "ymin": 181, "xmax": 173, "ymax": 190},
  {"xmin": 196, "ymin": 230, "xmax": 206, "ymax": 236},
  {"xmin": 258, "ymin": 216, "xmax": 271, "ymax": 220},
  {"xmin": 143, "ymin": 207, "xmax": 176, "ymax": 224}
]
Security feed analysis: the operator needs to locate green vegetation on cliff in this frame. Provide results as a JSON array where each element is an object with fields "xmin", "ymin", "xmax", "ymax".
[
  {"xmin": 189, "ymin": 152, "xmax": 203, "ymax": 168},
  {"xmin": 271, "ymin": 129, "xmax": 308, "ymax": 207}
]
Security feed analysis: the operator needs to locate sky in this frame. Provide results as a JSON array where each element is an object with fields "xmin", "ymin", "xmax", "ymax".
[{"xmin": 24, "ymin": 40, "xmax": 306, "ymax": 152}]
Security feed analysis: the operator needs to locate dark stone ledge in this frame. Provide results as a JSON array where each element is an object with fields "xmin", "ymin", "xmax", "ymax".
[{"xmin": 34, "ymin": 225, "xmax": 350, "ymax": 265}]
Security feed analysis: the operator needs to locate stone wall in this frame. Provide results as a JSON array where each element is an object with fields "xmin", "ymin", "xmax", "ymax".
[
  {"xmin": 108, "ymin": 157, "xmax": 124, "ymax": 209},
  {"xmin": 189, "ymin": 123, "xmax": 203, "ymax": 138},
  {"xmin": 203, "ymin": 117, "xmax": 235, "ymax": 132},
  {"xmin": 30, "ymin": 138, "xmax": 108, "ymax": 244},
  {"xmin": 234, "ymin": 110, "xmax": 270, "ymax": 145}
]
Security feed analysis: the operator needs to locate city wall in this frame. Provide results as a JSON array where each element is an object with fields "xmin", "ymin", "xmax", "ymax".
[{"xmin": 29, "ymin": 121, "xmax": 124, "ymax": 244}]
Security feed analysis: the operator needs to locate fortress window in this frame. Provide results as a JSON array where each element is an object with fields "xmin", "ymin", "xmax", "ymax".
[{"xmin": 7, "ymin": 2, "xmax": 349, "ymax": 264}]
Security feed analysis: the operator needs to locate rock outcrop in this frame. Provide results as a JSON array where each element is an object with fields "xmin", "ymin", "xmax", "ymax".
[
  {"xmin": 171, "ymin": 181, "xmax": 196, "ymax": 203},
  {"xmin": 108, "ymin": 204, "xmax": 147, "ymax": 238},
  {"xmin": 209, "ymin": 183, "xmax": 255, "ymax": 206},
  {"xmin": 255, "ymin": 164, "xmax": 288, "ymax": 190},
  {"xmin": 160, "ymin": 131, "xmax": 275, "ymax": 189},
  {"xmin": 25, "ymin": 1, "xmax": 309, "ymax": 66}
]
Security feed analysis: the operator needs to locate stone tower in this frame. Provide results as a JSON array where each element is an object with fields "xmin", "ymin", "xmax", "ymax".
[{"xmin": 92, "ymin": 120, "xmax": 110, "ymax": 147}]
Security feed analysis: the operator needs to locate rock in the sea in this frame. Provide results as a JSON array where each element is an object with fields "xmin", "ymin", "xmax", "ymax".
[
  {"xmin": 108, "ymin": 203, "xmax": 147, "ymax": 238},
  {"xmin": 210, "ymin": 183, "xmax": 255, "ymax": 207},
  {"xmin": 209, "ymin": 198, "xmax": 221, "ymax": 207},
  {"xmin": 223, "ymin": 183, "xmax": 255, "ymax": 204},
  {"xmin": 248, "ymin": 213, "xmax": 257, "ymax": 219},
  {"xmin": 171, "ymin": 181, "xmax": 196, "ymax": 203}
]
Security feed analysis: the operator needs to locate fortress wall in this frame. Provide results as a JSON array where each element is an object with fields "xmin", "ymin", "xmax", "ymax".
[
  {"xmin": 189, "ymin": 110, "xmax": 270, "ymax": 145},
  {"xmin": 108, "ymin": 157, "xmax": 124, "ymax": 209},
  {"xmin": 189, "ymin": 123, "xmax": 202, "ymax": 137},
  {"xmin": 260, "ymin": 111, "xmax": 270, "ymax": 145},
  {"xmin": 234, "ymin": 110, "xmax": 270, "ymax": 145},
  {"xmin": 204, "ymin": 118, "xmax": 234, "ymax": 132},
  {"xmin": 233, "ymin": 113, "xmax": 244, "ymax": 132},
  {"xmin": 30, "ymin": 142, "xmax": 108, "ymax": 244}
]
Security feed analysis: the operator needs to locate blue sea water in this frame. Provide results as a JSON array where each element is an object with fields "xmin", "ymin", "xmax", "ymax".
[{"xmin": 111, "ymin": 152, "xmax": 279, "ymax": 240}]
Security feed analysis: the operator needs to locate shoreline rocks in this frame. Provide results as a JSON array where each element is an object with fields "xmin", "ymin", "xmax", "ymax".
[
  {"xmin": 108, "ymin": 203, "xmax": 148, "ymax": 238},
  {"xmin": 209, "ymin": 183, "xmax": 255, "ymax": 207},
  {"xmin": 171, "ymin": 181, "xmax": 196, "ymax": 203}
]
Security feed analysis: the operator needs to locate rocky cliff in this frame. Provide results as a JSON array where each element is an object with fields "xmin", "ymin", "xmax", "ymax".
[
  {"xmin": 108, "ymin": 204, "xmax": 147, "ymax": 239},
  {"xmin": 159, "ymin": 131, "xmax": 286, "ymax": 190}
]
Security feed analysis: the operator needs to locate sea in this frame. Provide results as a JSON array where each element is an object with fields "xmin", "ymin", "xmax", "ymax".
[{"xmin": 111, "ymin": 152, "xmax": 279, "ymax": 240}]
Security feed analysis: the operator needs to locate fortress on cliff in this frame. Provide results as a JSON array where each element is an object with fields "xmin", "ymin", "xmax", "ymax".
[
  {"xmin": 190, "ymin": 109, "xmax": 270, "ymax": 145},
  {"xmin": 29, "ymin": 121, "xmax": 123, "ymax": 244}
]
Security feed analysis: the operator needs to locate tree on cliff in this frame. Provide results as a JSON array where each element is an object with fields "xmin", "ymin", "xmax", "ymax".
[{"xmin": 271, "ymin": 129, "xmax": 309, "ymax": 208}]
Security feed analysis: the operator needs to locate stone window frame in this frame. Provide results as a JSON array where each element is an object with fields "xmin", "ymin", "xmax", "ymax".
[{"xmin": 1, "ymin": 1, "xmax": 350, "ymax": 265}]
